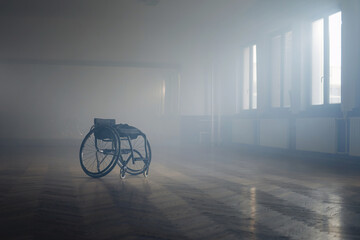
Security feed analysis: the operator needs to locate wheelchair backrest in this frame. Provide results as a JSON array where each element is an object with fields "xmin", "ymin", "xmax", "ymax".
[
  {"xmin": 94, "ymin": 118, "xmax": 116, "ymax": 140},
  {"xmin": 94, "ymin": 118, "xmax": 115, "ymax": 127}
]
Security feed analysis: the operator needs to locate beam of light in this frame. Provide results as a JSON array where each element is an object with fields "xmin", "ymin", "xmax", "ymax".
[{"xmin": 161, "ymin": 79, "xmax": 166, "ymax": 114}]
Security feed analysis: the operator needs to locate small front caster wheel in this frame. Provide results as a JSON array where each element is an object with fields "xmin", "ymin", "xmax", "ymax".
[
  {"xmin": 143, "ymin": 168, "xmax": 149, "ymax": 178},
  {"xmin": 120, "ymin": 168, "xmax": 126, "ymax": 179}
]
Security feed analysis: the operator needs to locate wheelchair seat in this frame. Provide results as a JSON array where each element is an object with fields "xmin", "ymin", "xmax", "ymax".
[{"xmin": 115, "ymin": 124, "xmax": 143, "ymax": 139}]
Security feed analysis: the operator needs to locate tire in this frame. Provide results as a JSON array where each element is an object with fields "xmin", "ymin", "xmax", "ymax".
[{"xmin": 79, "ymin": 126, "xmax": 120, "ymax": 178}]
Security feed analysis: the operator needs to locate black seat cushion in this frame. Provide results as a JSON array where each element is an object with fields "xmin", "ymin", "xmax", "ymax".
[{"xmin": 115, "ymin": 124, "xmax": 143, "ymax": 139}]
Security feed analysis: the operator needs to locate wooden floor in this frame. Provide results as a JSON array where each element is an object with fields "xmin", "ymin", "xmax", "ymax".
[{"xmin": 1, "ymin": 143, "xmax": 360, "ymax": 239}]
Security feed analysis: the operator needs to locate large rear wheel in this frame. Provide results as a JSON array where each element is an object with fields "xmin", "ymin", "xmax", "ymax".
[{"xmin": 79, "ymin": 126, "xmax": 120, "ymax": 178}]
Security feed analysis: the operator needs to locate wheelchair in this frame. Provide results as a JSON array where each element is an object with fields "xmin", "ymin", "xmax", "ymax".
[{"xmin": 79, "ymin": 118, "xmax": 151, "ymax": 179}]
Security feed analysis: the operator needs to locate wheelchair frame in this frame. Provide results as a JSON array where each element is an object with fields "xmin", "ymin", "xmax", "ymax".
[{"xmin": 79, "ymin": 118, "xmax": 151, "ymax": 179}]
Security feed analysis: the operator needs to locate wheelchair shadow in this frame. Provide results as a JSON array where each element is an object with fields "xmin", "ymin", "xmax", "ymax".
[{"xmin": 77, "ymin": 173, "xmax": 153, "ymax": 208}]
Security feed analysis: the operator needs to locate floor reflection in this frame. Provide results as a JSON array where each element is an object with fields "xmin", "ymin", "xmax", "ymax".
[
  {"xmin": 250, "ymin": 187, "xmax": 257, "ymax": 240},
  {"xmin": 1, "ymin": 145, "xmax": 360, "ymax": 239}
]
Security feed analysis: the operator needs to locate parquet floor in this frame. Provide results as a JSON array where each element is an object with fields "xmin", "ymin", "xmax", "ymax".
[{"xmin": 1, "ymin": 144, "xmax": 360, "ymax": 239}]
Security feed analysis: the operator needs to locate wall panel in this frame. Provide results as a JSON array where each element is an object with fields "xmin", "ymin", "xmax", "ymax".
[
  {"xmin": 259, "ymin": 119, "xmax": 289, "ymax": 149},
  {"xmin": 232, "ymin": 119, "xmax": 255, "ymax": 145},
  {"xmin": 296, "ymin": 118, "xmax": 336, "ymax": 153},
  {"xmin": 349, "ymin": 118, "xmax": 360, "ymax": 156}
]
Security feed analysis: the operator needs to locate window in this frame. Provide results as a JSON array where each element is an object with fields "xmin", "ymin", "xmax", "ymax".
[
  {"xmin": 243, "ymin": 44, "xmax": 257, "ymax": 110},
  {"xmin": 329, "ymin": 12, "xmax": 342, "ymax": 104},
  {"xmin": 311, "ymin": 11, "xmax": 341, "ymax": 105},
  {"xmin": 270, "ymin": 31, "xmax": 292, "ymax": 108},
  {"xmin": 252, "ymin": 45, "xmax": 257, "ymax": 109}
]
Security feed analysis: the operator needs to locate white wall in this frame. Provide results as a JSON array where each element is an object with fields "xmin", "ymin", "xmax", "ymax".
[
  {"xmin": 0, "ymin": 64, "xmax": 179, "ymax": 142},
  {"xmin": 2, "ymin": 0, "xmax": 360, "ymax": 153},
  {"xmin": 0, "ymin": 1, "xmax": 218, "ymax": 123}
]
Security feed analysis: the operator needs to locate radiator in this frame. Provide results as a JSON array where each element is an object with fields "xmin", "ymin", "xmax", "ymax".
[
  {"xmin": 296, "ymin": 118, "xmax": 336, "ymax": 153},
  {"xmin": 259, "ymin": 119, "xmax": 289, "ymax": 149},
  {"xmin": 232, "ymin": 119, "xmax": 255, "ymax": 145},
  {"xmin": 349, "ymin": 118, "xmax": 360, "ymax": 156}
]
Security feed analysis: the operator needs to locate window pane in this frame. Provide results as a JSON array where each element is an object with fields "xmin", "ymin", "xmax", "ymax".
[
  {"xmin": 252, "ymin": 45, "xmax": 257, "ymax": 109},
  {"xmin": 329, "ymin": 11, "xmax": 341, "ymax": 104},
  {"xmin": 243, "ymin": 47, "xmax": 250, "ymax": 110},
  {"xmin": 312, "ymin": 18, "xmax": 324, "ymax": 105},
  {"xmin": 283, "ymin": 31, "xmax": 292, "ymax": 107},
  {"xmin": 271, "ymin": 35, "xmax": 281, "ymax": 107}
]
